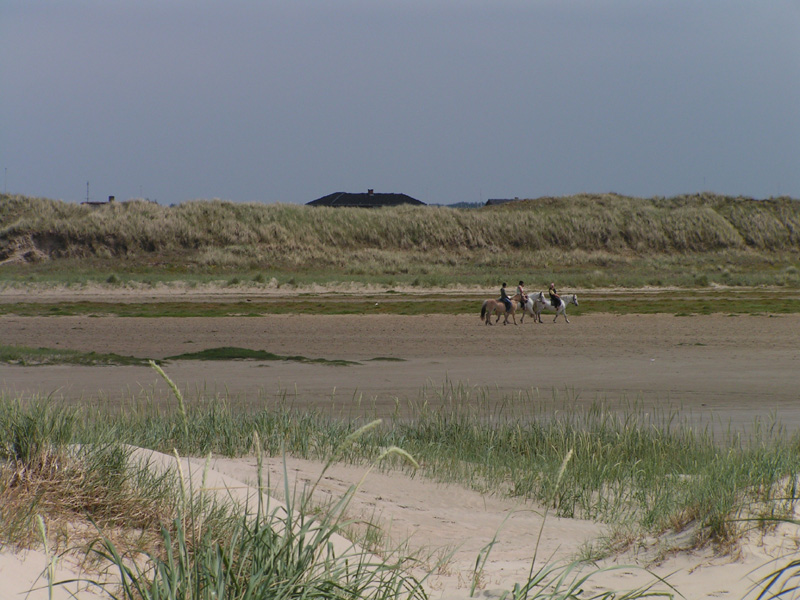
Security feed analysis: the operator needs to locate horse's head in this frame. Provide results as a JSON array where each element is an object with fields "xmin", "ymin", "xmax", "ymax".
[
  {"xmin": 537, "ymin": 291, "xmax": 545, "ymax": 301},
  {"xmin": 571, "ymin": 294, "xmax": 579, "ymax": 306}
]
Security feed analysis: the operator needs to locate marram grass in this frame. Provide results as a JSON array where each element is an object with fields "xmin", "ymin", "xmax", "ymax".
[
  {"xmin": 2, "ymin": 373, "xmax": 799, "ymax": 598},
  {"xmin": 3, "ymin": 383, "xmax": 800, "ymax": 551},
  {"xmin": 0, "ymin": 395, "xmax": 673, "ymax": 599},
  {"xmin": 4, "ymin": 193, "xmax": 800, "ymax": 256},
  {"xmin": 2, "ymin": 193, "xmax": 800, "ymax": 289}
]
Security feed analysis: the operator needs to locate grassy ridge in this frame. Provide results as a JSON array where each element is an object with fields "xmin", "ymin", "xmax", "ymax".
[
  {"xmin": 2, "ymin": 193, "xmax": 800, "ymax": 289},
  {"xmin": 3, "ymin": 192, "xmax": 800, "ymax": 255}
]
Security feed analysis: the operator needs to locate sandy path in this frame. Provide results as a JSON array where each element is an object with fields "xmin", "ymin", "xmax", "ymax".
[{"xmin": 197, "ymin": 454, "xmax": 800, "ymax": 599}]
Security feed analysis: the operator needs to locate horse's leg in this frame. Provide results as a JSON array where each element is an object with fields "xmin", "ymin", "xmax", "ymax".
[
  {"xmin": 508, "ymin": 308, "xmax": 517, "ymax": 325},
  {"xmin": 522, "ymin": 303, "xmax": 533, "ymax": 323}
]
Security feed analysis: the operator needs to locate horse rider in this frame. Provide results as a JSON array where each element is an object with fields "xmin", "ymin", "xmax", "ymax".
[
  {"xmin": 516, "ymin": 281, "xmax": 528, "ymax": 308},
  {"xmin": 499, "ymin": 282, "xmax": 512, "ymax": 312},
  {"xmin": 549, "ymin": 282, "xmax": 561, "ymax": 308}
]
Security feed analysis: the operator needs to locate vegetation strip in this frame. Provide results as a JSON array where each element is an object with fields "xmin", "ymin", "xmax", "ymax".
[
  {"xmin": 1, "ymin": 295, "xmax": 800, "ymax": 317},
  {"xmin": 0, "ymin": 345, "xmax": 153, "ymax": 366},
  {"xmin": 164, "ymin": 346, "xmax": 359, "ymax": 366},
  {"xmin": 0, "ymin": 345, "xmax": 362, "ymax": 367}
]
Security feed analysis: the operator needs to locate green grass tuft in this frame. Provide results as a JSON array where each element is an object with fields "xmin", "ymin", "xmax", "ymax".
[
  {"xmin": 165, "ymin": 346, "xmax": 359, "ymax": 366},
  {"xmin": 0, "ymin": 345, "xmax": 154, "ymax": 366}
]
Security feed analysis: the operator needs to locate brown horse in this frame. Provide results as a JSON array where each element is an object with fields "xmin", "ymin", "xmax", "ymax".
[{"xmin": 480, "ymin": 293, "xmax": 522, "ymax": 325}]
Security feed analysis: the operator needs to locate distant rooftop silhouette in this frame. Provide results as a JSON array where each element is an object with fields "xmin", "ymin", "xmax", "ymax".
[
  {"xmin": 485, "ymin": 197, "xmax": 521, "ymax": 206},
  {"xmin": 308, "ymin": 189, "xmax": 425, "ymax": 208}
]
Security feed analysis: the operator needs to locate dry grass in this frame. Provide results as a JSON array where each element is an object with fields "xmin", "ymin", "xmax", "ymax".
[
  {"xmin": 2, "ymin": 192, "xmax": 800, "ymax": 290},
  {"xmin": 0, "ymin": 444, "xmax": 173, "ymax": 556},
  {"xmin": 2, "ymin": 192, "xmax": 799, "ymax": 257}
]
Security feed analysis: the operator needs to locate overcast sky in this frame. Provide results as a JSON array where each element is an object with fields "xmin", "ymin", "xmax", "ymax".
[{"xmin": 2, "ymin": 1, "xmax": 798, "ymax": 205}]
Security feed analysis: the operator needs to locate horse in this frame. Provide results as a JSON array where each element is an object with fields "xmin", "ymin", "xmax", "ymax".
[
  {"xmin": 480, "ymin": 293, "xmax": 522, "ymax": 325},
  {"xmin": 519, "ymin": 291, "xmax": 544, "ymax": 324},
  {"xmin": 526, "ymin": 291, "xmax": 579, "ymax": 323}
]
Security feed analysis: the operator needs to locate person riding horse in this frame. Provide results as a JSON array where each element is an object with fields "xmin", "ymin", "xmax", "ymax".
[
  {"xmin": 499, "ymin": 283, "xmax": 512, "ymax": 312},
  {"xmin": 516, "ymin": 281, "xmax": 528, "ymax": 309},
  {"xmin": 549, "ymin": 283, "xmax": 561, "ymax": 308}
]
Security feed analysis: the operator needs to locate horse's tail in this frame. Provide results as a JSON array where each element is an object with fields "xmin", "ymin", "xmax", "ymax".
[{"xmin": 480, "ymin": 301, "xmax": 487, "ymax": 320}]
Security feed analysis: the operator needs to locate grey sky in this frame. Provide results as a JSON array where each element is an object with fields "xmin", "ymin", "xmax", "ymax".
[{"xmin": 2, "ymin": 1, "xmax": 798, "ymax": 205}]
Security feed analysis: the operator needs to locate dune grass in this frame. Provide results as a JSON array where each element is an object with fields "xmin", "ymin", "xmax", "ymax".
[
  {"xmin": 1, "ymin": 380, "xmax": 798, "ymax": 597},
  {"xmin": 0, "ymin": 401, "xmax": 431, "ymax": 599},
  {"xmin": 4, "ymin": 381, "xmax": 798, "ymax": 556},
  {"xmin": 3, "ymin": 193, "xmax": 799, "ymax": 258},
  {"xmin": 0, "ymin": 393, "xmax": 679, "ymax": 599},
  {"xmin": 2, "ymin": 193, "xmax": 800, "ymax": 290}
]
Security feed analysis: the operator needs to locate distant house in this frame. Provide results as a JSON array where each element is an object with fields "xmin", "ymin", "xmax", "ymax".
[
  {"xmin": 307, "ymin": 189, "xmax": 426, "ymax": 208},
  {"xmin": 485, "ymin": 197, "xmax": 520, "ymax": 206},
  {"xmin": 81, "ymin": 195, "xmax": 115, "ymax": 207}
]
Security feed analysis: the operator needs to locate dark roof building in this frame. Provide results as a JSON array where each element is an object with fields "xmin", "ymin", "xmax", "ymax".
[
  {"xmin": 81, "ymin": 196, "xmax": 116, "ymax": 207},
  {"xmin": 308, "ymin": 189, "xmax": 425, "ymax": 208},
  {"xmin": 485, "ymin": 197, "xmax": 521, "ymax": 206}
]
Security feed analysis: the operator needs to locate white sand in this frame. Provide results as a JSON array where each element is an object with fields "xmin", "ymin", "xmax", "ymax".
[{"xmin": 5, "ymin": 449, "xmax": 798, "ymax": 599}]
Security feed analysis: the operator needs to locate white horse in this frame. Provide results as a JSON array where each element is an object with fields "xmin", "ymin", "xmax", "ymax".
[
  {"xmin": 521, "ymin": 291, "xmax": 578, "ymax": 323},
  {"xmin": 519, "ymin": 292, "xmax": 543, "ymax": 324}
]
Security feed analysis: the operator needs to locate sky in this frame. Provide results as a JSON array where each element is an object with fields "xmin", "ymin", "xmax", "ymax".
[{"xmin": 2, "ymin": 1, "xmax": 798, "ymax": 206}]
